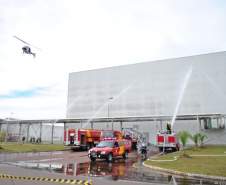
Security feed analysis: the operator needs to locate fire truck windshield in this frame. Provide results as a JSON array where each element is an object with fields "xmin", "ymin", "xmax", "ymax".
[
  {"xmin": 101, "ymin": 131, "xmax": 114, "ymax": 138},
  {"xmin": 96, "ymin": 141, "xmax": 114, "ymax": 148}
]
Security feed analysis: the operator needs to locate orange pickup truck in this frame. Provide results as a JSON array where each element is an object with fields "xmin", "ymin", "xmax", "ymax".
[{"xmin": 88, "ymin": 139, "xmax": 131, "ymax": 162}]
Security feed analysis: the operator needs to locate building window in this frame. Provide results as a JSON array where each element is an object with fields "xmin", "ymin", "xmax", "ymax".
[{"xmin": 202, "ymin": 118, "xmax": 225, "ymax": 130}]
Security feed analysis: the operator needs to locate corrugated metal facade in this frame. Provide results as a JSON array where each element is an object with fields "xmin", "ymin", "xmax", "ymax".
[{"xmin": 67, "ymin": 51, "xmax": 226, "ymax": 119}]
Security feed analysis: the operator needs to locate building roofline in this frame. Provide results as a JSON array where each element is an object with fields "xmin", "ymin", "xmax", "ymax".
[
  {"xmin": 69, "ymin": 50, "xmax": 226, "ymax": 75},
  {"xmin": 1, "ymin": 113, "xmax": 225, "ymax": 124}
]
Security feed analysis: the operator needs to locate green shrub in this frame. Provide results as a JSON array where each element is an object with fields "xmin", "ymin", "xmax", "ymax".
[
  {"xmin": 187, "ymin": 132, "xmax": 208, "ymax": 148},
  {"xmin": 0, "ymin": 131, "xmax": 6, "ymax": 142},
  {"xmin": 178, "ymin": 131, "xmax": 191, "ymax": 148},
  {"xmin": 191, "ymin": 133, "xmax": 200, "ymax": 147},
  {"xmin": 198, "ymin": 133, "xmax": 208, "ymax": 147}
]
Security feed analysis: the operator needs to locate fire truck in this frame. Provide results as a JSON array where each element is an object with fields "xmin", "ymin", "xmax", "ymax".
[
  {"xmin": 64, "ymin": 128, "xmax": 123, "ymax": 150},
  {"xmin": 156, "ymin": 131, "xmax": 180, "ymax": 152}
]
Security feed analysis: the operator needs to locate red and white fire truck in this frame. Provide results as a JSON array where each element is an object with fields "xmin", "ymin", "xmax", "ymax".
[
  {"xmin": 64, "ymin": 128, "xmax": 124, "ymax": 150},
  {"xmin": 156, "ymin": 131, "xmax": 180, "ymax": 152}
]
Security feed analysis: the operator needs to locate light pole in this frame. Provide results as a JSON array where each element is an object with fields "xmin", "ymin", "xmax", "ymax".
[{"xmin": 107, "ymin": 97, "xmax": 113, "ymax": 130}]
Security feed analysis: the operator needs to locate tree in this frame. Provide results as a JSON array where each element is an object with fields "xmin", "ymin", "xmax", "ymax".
[
  {"xmin": 191, "ymin": 133, "xmax": 200, "ymax": 147},
  {"xmin": 0, "ymin": 131, "xmax": 6, "ymax": 142},
  {"xmin": 198, "ymin": 133, "xmax": 207, "ymax": 147},
  {"xmin": 178, "ymin": 131, "xmax": 191, "ymax": 149},
  {"xmin": 0, "ymin": 131, "xmax": 6, "ymax": 150}
]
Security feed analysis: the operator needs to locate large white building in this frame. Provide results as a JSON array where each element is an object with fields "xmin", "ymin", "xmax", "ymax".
[{"xmin": 67, "ymin": 51, "xmax": 226, "ymax": 145}]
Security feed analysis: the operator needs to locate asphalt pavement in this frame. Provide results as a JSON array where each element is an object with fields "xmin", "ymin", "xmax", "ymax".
[{"xmin": 0, "ymin": 150, "xmax": 224, "ymax": 185}]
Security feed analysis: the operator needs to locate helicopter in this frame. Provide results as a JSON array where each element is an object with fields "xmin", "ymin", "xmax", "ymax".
[{"xmin": 13, "ymin": 36, "xmax": 39, "ymax": 58}]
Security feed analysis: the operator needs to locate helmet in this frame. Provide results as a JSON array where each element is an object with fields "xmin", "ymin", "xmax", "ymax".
[{"xmin": 141, "ymin": 143, "xmax": 146, "ymax": 147}]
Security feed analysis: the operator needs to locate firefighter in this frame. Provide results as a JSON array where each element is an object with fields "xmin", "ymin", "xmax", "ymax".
[
  {"xmin": 140, "ymin": 142, "xmax": 147, "ymax": 159},
  {"xmin": 166, "ymin": 122, "xmax": 172, "ymax": 134},
  {"xmin": 22, "ymin": 136, "xmax": 26, "ymax": 144}
]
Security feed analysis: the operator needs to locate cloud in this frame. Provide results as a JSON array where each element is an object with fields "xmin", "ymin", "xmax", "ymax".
[
  {"xmin": 0, "ymin": 87, "xmax": 45, "ymax": 99},
  {"xmin": 0, "ymin": 83, "xmax": 67, "ymax": 119}
]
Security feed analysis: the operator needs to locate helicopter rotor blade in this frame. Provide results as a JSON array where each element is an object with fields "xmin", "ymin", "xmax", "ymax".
[
  {"xmin": 13, "ymin": 36, "xmax": 31, "ymax": 45},
  {"xmin": 13, "ymin": 35, "xmax": 41, "ymax": 50}
]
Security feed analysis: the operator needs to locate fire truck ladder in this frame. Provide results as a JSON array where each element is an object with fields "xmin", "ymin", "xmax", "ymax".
[{"xmin": 123, "ymin": 128, "xmax": 147, "ymax": 150}]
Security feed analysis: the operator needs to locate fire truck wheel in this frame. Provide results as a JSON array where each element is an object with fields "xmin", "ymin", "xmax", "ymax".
[
  {"xmin": 107, "ymin": 153, "xmax": 113, "ymax": 163},
  {"xmin": 87, "ymin": 143, "xmax": 94, "ymax": 150},
  {"xmin": 123, "ymin": 151, "xmax": 128, "ymax": 159},
  {"xmin": 86, "ymin": 145, "xmax": 90, "ymax": 151},
  {"xmin": 90, "ymin": 157, "xmax": 96, "ymax": 162}
]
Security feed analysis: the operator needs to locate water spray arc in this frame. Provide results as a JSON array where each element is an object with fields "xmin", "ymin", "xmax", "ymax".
[
  {"xmin": 82, "ymin": 81, "xmax": 137, "ymax": 129},
  {"xmin": 171, "ymin": 65, "xmax": 193, "ymax": 129}
]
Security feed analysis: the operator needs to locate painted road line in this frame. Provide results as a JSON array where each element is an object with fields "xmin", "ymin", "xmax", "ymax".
[{"xmin": 0, "ymin": 173, "xmax": 92, "ymax": 185}]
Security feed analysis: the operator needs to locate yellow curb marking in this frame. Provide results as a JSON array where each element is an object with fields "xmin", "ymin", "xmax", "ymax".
[{"xmin": 0, "ymin": 173, "xmax": 92, "ymax": 185}]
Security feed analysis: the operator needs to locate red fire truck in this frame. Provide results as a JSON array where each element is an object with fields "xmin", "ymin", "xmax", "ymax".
[
  {"xmin": 156, "ymin": 131, "xmax": 180, "ymax": 152},
  {"xmin": 64, "ymin": 128, "xmax": 124, "ymax": 150}
]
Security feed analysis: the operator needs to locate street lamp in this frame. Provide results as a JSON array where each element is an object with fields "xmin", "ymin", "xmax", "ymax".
[{"xmin": 107, "ymin": 97, "xmax": 113, "ymax": 130}]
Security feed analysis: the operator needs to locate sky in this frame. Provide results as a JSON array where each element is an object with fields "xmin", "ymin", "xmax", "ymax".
[{"xmin": 0, "ymin": 0, "xmax": 226, "ymax": 120}]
